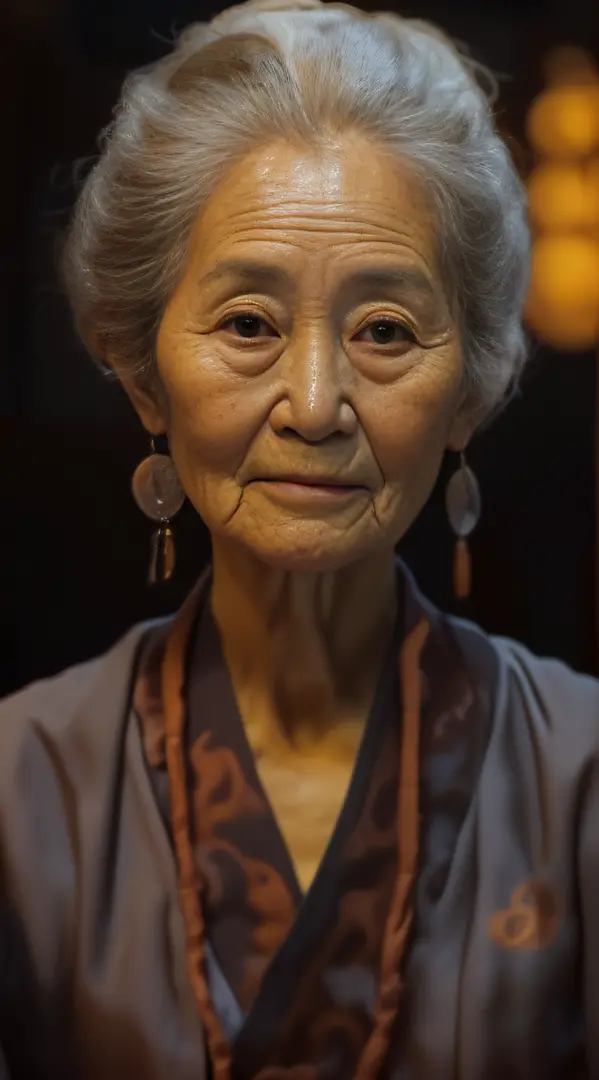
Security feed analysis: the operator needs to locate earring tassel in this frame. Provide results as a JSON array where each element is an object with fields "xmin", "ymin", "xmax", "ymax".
[
  {"xmin": 453, "ymin": 537, "xmax": 471, "ymax": 600},
  {"xmin": 149, "ymin": 523, "xmax": 176, "ymax": 585}
]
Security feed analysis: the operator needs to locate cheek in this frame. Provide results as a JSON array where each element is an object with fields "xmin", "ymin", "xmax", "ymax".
[
  {"xmin": 158, "ymin": 339, "xmax": 268, "ymax": 474},
  {"xmin": 373, "ymin": 402, "xmax": 452, "ymax": 479},
  {"xmin": 367, "ymin": 366, "xmax": 461, "ymax": 499}
]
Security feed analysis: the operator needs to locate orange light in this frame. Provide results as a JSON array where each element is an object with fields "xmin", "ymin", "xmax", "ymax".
[
  {"xmin": 526, "ymin": 86, "xmax": 599, "ymax": 158},
  {"xmin": 528, "ymin": 163, "xmax": 599, "ymax": 232},
  {"xmin": 525, "ymin": 236, "xmax": 599, "ymax": 349}
]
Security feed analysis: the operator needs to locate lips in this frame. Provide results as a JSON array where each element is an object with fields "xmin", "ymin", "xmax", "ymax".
[
  {"xmin": 247, "ymin": 475, "xmax": 367, "ymax": 508},
  {"xmin": 252, "ymin": 474, "xmax": 363, "ymax": 488}
]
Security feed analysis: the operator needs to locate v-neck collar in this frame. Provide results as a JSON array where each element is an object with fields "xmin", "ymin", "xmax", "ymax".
[{"xmin": 156, "ymin": 564, "xmax": 431, "ymax": 1080}]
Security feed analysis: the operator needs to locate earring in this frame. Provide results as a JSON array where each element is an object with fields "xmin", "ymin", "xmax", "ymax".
[
  {"xmin": 131, "ymin": 438, "xmax": 185, "ymax": 584},
  {"xmin": 445, "ymin": 451, "xmax": 481, "ymax": 600}
]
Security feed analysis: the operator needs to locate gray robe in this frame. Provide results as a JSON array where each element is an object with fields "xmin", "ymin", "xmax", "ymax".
[{"xmin": 1, "ymin": 593, "xmax": 599, "ymax": 1078}]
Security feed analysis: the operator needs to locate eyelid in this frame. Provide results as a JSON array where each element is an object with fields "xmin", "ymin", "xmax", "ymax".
[
  {"xmin": 353, "ymin": 313, "xmax": 419, "ymax": 343},
  {"xmin": 217, "ymin": 308, "xmax": 281, "ymax": 339},
  {"xmin": 217, "ymin": 306, "xmax": 273, "ymax": 327}
]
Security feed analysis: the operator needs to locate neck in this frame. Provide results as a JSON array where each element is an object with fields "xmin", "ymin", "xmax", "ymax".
[{"xmin": 210, "ymin": 539, "xmax": 397, "ymax": 749}]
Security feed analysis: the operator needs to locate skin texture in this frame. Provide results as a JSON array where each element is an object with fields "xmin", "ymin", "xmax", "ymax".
[{"xmin": 120, "ymin": 133, "xmax": 475, "ymax": 889}]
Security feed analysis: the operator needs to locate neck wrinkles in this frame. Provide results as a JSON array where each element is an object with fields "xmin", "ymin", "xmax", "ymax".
[{"xmin": 209, "ymin": 539, "xmax": 398, "ymax": 745}]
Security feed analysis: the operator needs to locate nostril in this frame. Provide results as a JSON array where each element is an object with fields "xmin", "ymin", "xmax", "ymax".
[{"xmin": 274, "ymin": 430, "xmax": 356, "ymax": 454}]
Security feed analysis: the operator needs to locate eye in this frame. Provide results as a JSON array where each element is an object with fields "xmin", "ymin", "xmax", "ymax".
[
  {"xmin": 220, "ymin": 313, "xmax": 278, "ymax": 339},
  {"xmin": 354, "ymin": 319, "xmax": 416, "ymax": 346}
]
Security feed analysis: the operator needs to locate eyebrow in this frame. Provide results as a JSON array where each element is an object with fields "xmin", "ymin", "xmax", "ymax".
[
  {"xmin": 199, "ymin": 259, "xmax": 440, "ymax": 304},
  {"xmin": 200, "ymin": 259, "xmax": 293, "ymax": 292},
  {"xmin": 344, "ymin": 267, "xmax": 439, "ymax": 303}
]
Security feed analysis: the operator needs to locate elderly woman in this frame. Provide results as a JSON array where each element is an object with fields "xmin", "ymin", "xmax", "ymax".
[{"xmin": 1, "ymin": 1, "xmax": 598, "ymax": 1078}]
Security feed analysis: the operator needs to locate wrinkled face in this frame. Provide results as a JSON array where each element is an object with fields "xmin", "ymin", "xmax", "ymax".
[{"xmin": 136, "ymin": 133, "xmax": 472, "ymax": 571}]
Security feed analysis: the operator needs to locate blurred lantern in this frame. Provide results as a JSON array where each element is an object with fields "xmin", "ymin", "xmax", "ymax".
[
  {"xmin": 526, "ymin": 85, "xmax": 599, "ymax": 159},
  {"xmin": 525, "ymin": 47, "xmax": 599, "ymax": 351},
  {"xmin": 526, "ymin": 236, "xmax": 599, "ymax": 349},
  {"xmin": 528, "ymin": 163, "xmax": 599, "ymax": 232},
  {"xmin": 525, "ymin": 47, "xmax": 599, "ymax": 656}
]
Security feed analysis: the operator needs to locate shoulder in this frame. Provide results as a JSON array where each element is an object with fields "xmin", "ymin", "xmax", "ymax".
[
  {"xmin": 403, "ymin": 562, "xmax": 599, "ymax": 744},
  {"xmin": 0, "ymin": 620, "xmax": 169, "ymax": 995},
  {"xmin": 447, "ymin": 613, "xmax": 599, "ymax": 768},
  {"xmin": 0, "ymin": 620, "xmax": 163, "ymax": 773},
  {"xmin": 494, "ymin": 632, "xmax": 599, "ymax": 719},
  {"xmin": 0, "ymin": 620, "xmax": 165, "ymax": 881},
  {"xmin": 448, "ymin": 611, "xmax": 599, "ymax": 710}
]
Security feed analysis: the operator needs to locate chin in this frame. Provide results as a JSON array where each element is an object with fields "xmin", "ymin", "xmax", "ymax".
[{"xmin": 238, "ymin": 524, "xmax": 378, "ymax": 575}]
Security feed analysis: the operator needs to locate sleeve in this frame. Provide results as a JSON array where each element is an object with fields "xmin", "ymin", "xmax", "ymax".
[
  {"xmin": 0, "ymin": 680, "xmax": 83, "ymax": 1080},
  {"xmin": 578, "ymin": 751, "xmax": 599, "ymax": 1076},
  {"xmin": 0, "ymin": 863, "xmax": 38, "ymax": 1079},
  {"xmin": 501, "ymin": 636, "xmax": 599, "ymax": 1073}
]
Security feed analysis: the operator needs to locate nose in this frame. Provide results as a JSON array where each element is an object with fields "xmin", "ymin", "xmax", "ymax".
[{"xmin": 268, "ymin": 330, "xmax": 357, "ymax": 443}]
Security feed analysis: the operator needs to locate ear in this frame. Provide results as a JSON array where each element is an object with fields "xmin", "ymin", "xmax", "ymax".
[
  {"xmin": 446, "ymin": 399, "xmax": 481, "ymax": 454},
  {"xmin": 108, "ymin": 355, "xmax": 169, "ymax": 436}
]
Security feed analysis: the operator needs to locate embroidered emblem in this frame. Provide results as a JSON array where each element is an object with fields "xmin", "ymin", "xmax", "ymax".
[{"xmin": 488, "ymin": 879, "xmax": 560, "ymax": 950}]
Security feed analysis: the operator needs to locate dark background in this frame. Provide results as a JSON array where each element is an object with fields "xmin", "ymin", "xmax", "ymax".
[{"xmin": 1, "ymin": 0, "xmax": 597, "ymax": 697}]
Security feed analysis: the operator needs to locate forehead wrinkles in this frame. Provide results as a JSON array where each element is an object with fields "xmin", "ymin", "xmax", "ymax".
[
  {"xmin": 194, "ymin": 214, "xmax": 437, "ymax": 290},
  {"xmin": 199, "ymin": 200, "xmax": 429, "ymax": 242}
]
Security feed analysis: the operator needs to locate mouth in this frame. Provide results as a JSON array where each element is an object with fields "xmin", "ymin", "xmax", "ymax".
[{"xmin": 249, "ymin": 475, "xmax": 367, "ymax": 506}]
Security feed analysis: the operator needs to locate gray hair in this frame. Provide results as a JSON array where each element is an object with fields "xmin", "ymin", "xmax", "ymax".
[{"xmin": 62, "ymin": 0, "xmax": 530, "ymax": 416}]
